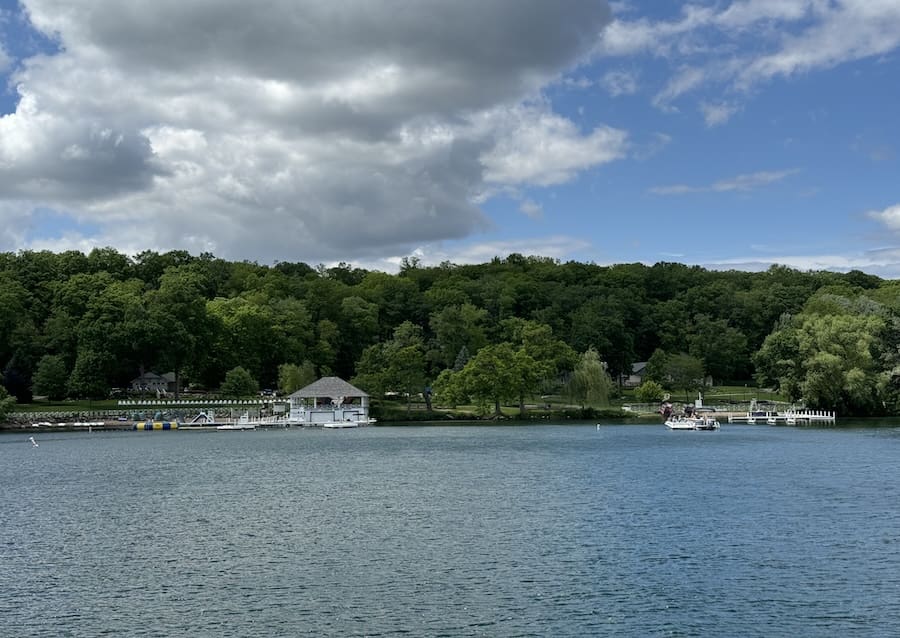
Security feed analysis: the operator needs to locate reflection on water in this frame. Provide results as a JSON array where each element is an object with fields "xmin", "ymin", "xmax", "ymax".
[{"xmin": 2, "ymin": 424, "xmax": 900, "ymax": 637}]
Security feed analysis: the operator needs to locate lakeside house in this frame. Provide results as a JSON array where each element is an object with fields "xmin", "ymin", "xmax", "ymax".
[
  {"xmin": 619, "ymin": 362, "xmax": 713, "ymax": 389},
  {"xmin": 288, "ymin": 376, "xmax": 372, "ymax": 425},
  {"xmin": 621, "ymin": 362, "xmax": 647, "ymax": 388},
  {"xmin": 130, "ymin": 371, "xmax": 176, "ymax": 395}
]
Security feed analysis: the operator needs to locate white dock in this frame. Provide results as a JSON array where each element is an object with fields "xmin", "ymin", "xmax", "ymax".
[{"xmin": 728, "ymin": 410, "xmax": 836, "ymax": 425}]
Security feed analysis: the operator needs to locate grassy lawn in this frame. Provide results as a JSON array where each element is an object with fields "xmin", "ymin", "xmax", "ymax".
[
  {"xmin": 615, "ymin": 385, "xmax": 786, "ymax": 404},
  {"xmin": 702, "ymin": 385, "xmax": 787, "ymax": 403},
  {"xmin": 376, "ymin": 395, "xmax": 632, "ymax": 422}
]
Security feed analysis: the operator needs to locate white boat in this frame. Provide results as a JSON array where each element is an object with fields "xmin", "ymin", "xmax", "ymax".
[
  {"xmin": 216, "ymin": 414, "xmax": 258, "ymax": 431},
  {"xmin": 322, "ymin": 420, "xmax": 359, "ymax": 429},
  {"xmin": 322, "ymin": 417, "xmax": 377, "ymax": 429},
  {"xmin": 665, "ymin": 416, "xmax": 720, "ymax": 431}
]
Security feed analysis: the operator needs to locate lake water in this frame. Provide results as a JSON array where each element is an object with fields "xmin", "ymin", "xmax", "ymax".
[{"xmin": 2, "ymin": 424, "xmax": 900, "ymax": 637}]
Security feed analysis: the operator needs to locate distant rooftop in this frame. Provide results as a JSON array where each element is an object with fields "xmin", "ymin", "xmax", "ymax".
[{"xmin": 289, "ymin": 376, "xmax": 368, "ymax": 399}]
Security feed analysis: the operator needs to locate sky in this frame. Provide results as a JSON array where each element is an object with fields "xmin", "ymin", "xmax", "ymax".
[{"xmin": 1, "ymin": 0, "xmax": 899, "ymax": 275}]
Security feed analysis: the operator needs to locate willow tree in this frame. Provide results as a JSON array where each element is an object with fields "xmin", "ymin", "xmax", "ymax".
[{"xmin": 567, "ymin": 347, "xmax": 613, "ymax": 408}]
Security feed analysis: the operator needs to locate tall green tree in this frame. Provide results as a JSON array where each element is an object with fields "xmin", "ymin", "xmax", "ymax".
[
  {"xmin": 353, "ymin": 321, "xmax": 426, "ymax": 414},
  {"xmin": 337, "ymin": 295, "xmax": 380, "ymax": 376},
  {"xmin": 502, "ymin": 318, "xmax": 577, "ymax": 414},
  {"xmin": 0, "ymin": 382, "xmax": 14, "ymax": 421},
  {"xmin": 220, "ymin": 366, "xmax": 259, "ymax": 397},
  {"xmin": 32, "ymin": 354, "xmax": 68, "ymax": 401},
  {"xmin": 313, "ymin": 319, "xmax": 340, "ymax": 377},
  {"xmin": 429, "ymin": 303, "xmax": 488, "ymax": 369},
  {"xmin": 455, "ymin": 343, "xmax": 519, "ymax": 417},
  {"xmin": 755, "ymin": 296, "xmax": 888, "ymax": 413},
  {"xmin": 687, "ymin": 314, "xmax": 748, "ymax": 383},
  {"xmin": 74, "ymin": 279, "xmax": 148, "ymax": 392},
  {"xmin": 643, "ymin": 348, "xmax": 669, "ymax": 384},
  {"xmin": 270, "ymin": 298, "xmax": 314, "ymax": 367},
  {"xmin": 278, "ymin": 361, "xmax": 316, "ymax": 396},
  {"xmin": 67, "ymin": 349, "xmax": 113, "ymax": 399},
  {"xmin": 206, "ymin": 297, "xmax": 278, "ymax": 384},
  {"xmin": 665, "ymin": 353, "xmax": 705, "ymax": 403},
  {"xmin": 796, "ymin": 313, "xmax": 883, "ymax": 412},
  {"xmin": 146, "ymin": 266, "xmax": 215, "ymax": 397},
  {"xmin": 0, "ymin": 271, "xmax": 31, "ymax": 368},
  {"xmin": 432, "ymin": 368, "xmax": 467, "ymax": 408}
]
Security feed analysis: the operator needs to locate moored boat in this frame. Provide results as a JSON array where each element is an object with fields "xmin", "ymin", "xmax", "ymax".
[
  {"xmin": 321, "ymin": 417, "xmax": 377, "ymax": 428},
  {"xmin": 665, "ymin": 416, "xmax": 720, "ymax": 431},
  {"xmin": 322, "ymin": 420, "xmax": 358, "ymax": 429}
]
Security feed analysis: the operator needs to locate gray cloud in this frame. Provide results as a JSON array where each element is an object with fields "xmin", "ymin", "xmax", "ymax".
[{"xmin": 0, "ymin": 1, "xmax": 621, "ymax": 262}]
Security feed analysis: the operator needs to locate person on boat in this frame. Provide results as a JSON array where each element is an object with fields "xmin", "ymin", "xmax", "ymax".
[{"xmin": 660, "ymin": 402, "xmax": 673, "ymax": 422}]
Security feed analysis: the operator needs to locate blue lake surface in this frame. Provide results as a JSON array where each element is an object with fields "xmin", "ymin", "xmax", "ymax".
[{"xmin": 2, "ymin": 424, "xmax": 900, "ymax": 637}]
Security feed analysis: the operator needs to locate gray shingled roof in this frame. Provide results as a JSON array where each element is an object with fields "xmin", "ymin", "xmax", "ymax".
[{"xmin": 289, "ymin": 376, "xmax": 369, "ymax": 399}]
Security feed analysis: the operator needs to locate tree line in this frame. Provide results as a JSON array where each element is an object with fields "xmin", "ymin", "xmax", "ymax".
[{"xmin": 0, "ymin": 248, "xmax": 896, "ymax": 418}]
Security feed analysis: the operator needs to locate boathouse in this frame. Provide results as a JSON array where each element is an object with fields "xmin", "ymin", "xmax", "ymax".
[{"xmin": 287, "ymin": 377, "xmax": 372, "ymax": 425}]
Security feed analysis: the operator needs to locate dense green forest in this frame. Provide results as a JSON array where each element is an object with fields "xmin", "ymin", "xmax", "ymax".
[{"xmin": 0, "ymin": 248, "xmax": 898, "ymax": 417}]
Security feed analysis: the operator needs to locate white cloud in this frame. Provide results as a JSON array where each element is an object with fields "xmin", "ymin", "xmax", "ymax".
[
  {"xmin": 735, "ymin": 1, "xmax": 900, "ymax": 89},
  {"xmin": 652, "ymin": 66, "xmax": 709, "ymax": 110},
  {"xmin": 563, "ymin": 76, "xmax": 593, "ymax": 90},
  {"xmin": 0, "ymin": 0, "xmax": 619, "ymax": 262},
  {"xmin": 651, "ymin": 169, "xmax": 799, "ymax": 195},
  {"xmin": 480, "ymin": 107, "xmax": 628, "ymax": 187},
  {"xmin": 632, "ymin": 132, "xmax": 672, "ymax": 161},
  {"xmin": 601, "ymin": 1, "xmax": 900, "ymax": 117},
  {"xmin": 867, "ymin": 203, "xmax": 900, "ymax": 232},
  {"xmin": 342, "ymin": 234, "xmax": 593, "ymax": 272},
  {"xmin": 714, "ymin": 0, "xmax": 825, "ymax": 30},
  {"xmin": 702, "ymin": 251, "xmax": 900, "ymax": 278},
  {"xmin": 519, "ymin": 199, "xmax": 543, "ymax": 219},
  {"xmin": 423, "ymin": 236, "xmax": 593, "ymax": 266},
  {"xmin": 600, "ymin": 69, "xmax": 639, "ymax": 96},
  {"xmin": 598, "ymin": 4, "xmax": 717, "ymax": 57},
  {"xmin": 699, "ymin": 101, "xmax": 740, "ymax": 127}
]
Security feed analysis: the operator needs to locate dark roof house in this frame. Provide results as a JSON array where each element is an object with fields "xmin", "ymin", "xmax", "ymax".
[
  {"xmin": 130, "ymin": 371, "xmax": 176, "ymax": 393},
  {"xmin": 621, "ymin": 362, "xmax": 647, "ymax": 388}
]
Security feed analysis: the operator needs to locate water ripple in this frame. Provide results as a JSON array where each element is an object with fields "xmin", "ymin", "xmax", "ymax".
[{"xmin": 2, "ymin": 425, "xmax": 900, "ymax": 636}]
